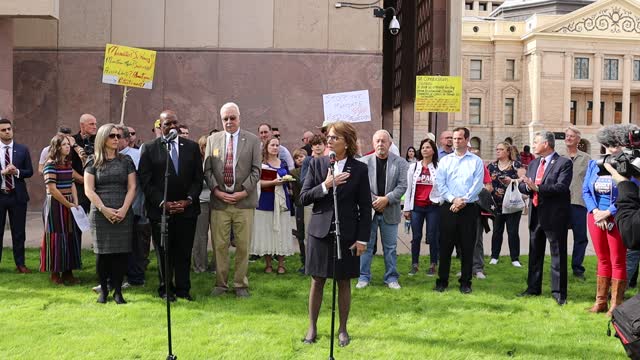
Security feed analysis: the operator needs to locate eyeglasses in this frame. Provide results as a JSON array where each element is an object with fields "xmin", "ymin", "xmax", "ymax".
[
  {"xmin": 326, "ymin": 135, "xmax": 342, "ymax": 142},
  {"xmin": 129, "ymin": 132, "xmax": 136, "ymax": 136},
  {"xmin": 108, "ymin": 133, "xmax": 122, "ymax": 139},
  {"xmin": 223, "ymin": 115, "xmax": 237, "ymax": 121}
]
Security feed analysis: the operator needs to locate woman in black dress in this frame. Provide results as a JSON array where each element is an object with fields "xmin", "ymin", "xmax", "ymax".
[
  {"xmin": 300, "ymin": 121, "xmax": 372, "ymax": 347},
  {"xmin": 84, "ymin": 124, "xmax": 136, "ymax": 304}
]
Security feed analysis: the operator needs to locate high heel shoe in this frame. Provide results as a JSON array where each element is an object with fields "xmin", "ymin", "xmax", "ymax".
[
  {"xmin": 301, "ymin": 336, "xmax": 316, "ymax": 344},
  {"xmin": 113, "ymin": 291, "xmax": 127, "ymax": 305},
  {"xmin": 50, "ymin": 273, "xmax": 64, "ymax": 285},
  {"xmin": 338, "ymin": 332, "xmax": 350, "ymax": 347}
]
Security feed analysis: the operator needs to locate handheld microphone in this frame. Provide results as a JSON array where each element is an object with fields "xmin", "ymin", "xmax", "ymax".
[
  {"xmin": 328, "ymin": 150, "xmax": 337, "ymax": 164},
  {"xmin": 163, "ymin": 129, "xmax": 179, "ymax": 143}
]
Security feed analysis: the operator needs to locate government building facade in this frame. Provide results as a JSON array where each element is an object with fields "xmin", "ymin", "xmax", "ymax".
[{"xmin": 455, "ymin": 0, "xmax": 639, "ymax": 158}]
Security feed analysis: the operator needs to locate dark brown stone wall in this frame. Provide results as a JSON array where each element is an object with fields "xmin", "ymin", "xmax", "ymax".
[{"xmin": 13, "ymin": 49, "xmax": 382, "ymax": 209}]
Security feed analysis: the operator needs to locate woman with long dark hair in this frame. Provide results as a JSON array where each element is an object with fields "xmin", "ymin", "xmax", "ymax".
[
  {"xmin": 405, "ymin": 146, "xmax": 417, "ymax": 163},
  {"xmin": 300, "ymin": 121, "xmax": 371, "ymax": 346},
  {"xmin": 403, "ymin": 138, "xmax": 440, "ymax": 276},
  {"xmin": 84, "ymin": 124, "xmax": 136, "ymax": 304},
  {"xmin": 40, "ymin": 135, "xmax": 82, "ymax": 284}
]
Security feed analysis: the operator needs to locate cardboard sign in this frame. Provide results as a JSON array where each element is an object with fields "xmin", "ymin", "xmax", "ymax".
[
  {"xmin": 102, "ymin": 44, "xmax": 157, "ymax": 89},
  {"xmin": 322, "ymin": 90, "xmax": 371, "ymax": 124},
  {"xmin": 415, "ymin": 76, "xmax": 462, "ymax": 112}
]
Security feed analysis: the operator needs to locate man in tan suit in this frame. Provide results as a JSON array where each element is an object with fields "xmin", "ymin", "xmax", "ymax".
[{"xmin": 204, "ymin": 102, "xmax": 261, "ymax": 298}]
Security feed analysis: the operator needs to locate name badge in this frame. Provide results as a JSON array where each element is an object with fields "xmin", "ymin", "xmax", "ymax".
[{"xmin": 213, "ymin": 148, "xmax": 220, "ymax": 157}]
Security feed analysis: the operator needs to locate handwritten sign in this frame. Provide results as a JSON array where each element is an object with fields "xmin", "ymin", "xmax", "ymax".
[
  {"xmin": 322, "ymin": 90, "xmax": 371, "ymax": 124},
  {"xmin": 415, "ymin": 76, "xmax": 462, "ymax": 112},
  {"xmin": 102, "ymin": 44, "xmax": 157, "ymax": 89}
]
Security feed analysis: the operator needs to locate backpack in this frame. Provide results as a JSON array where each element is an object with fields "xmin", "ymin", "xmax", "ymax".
[{"xmin": 609, "ymin": 293, "xmax": 640, "ymax": 359}]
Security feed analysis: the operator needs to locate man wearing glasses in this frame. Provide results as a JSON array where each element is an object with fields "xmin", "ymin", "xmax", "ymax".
[{"xmin": 205, "ymin": 103, "xmax": 261, "ymax": 298}]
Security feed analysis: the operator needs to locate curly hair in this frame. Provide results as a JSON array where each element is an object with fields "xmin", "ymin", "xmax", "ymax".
[{"xmin": 597, "ymin": 124, "xmax": 640, "ymax": 147}]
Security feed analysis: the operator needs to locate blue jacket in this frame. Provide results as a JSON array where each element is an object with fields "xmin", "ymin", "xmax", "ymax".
[{"xmin": 582, "ymin": 160, "xmax": 618, "ymax": 216}]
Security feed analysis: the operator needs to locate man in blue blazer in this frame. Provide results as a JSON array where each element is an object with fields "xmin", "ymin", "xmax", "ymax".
[
  {"xmin": 0, "ymin": 118, "xmax": 34, "ymax": 273},
  {"xmin": 518, "ymin": 130, "xmax": 573, "ymax": 305}
]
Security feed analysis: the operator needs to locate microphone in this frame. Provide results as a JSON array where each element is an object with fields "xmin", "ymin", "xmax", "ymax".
[
  {"xmin": 163, "ymin": 129, "xmax": 178, "ymax": 143},
  {"xmin": 328, "ymin": 151, "xmax": 336, "ymax": 164}
]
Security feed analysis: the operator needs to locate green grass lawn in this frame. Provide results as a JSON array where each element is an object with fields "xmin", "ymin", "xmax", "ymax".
[{"xmin": 0, "ymin": 249, "xmax": 629, "ymax": 359}]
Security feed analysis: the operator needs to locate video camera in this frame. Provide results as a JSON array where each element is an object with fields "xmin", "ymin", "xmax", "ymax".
[{"xmin": 597, "ymin": 129, "xmax": 640, "ymax": 177}]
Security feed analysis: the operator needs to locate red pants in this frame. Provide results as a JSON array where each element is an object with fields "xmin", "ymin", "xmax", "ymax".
[{"xmin": 587, "ymin": 213, "xmax": 627, "ymax": 280}]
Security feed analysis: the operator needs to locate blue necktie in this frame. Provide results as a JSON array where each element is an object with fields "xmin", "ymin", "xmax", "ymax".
[{"xmin": 170, "ymin": 142, "xmax": 179, "ymax": 175}]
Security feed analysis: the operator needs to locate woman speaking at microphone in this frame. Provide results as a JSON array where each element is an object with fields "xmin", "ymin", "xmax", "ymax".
[{"xmin": 300, "ymin": 121, "xmax": 372, "ymax": 347}]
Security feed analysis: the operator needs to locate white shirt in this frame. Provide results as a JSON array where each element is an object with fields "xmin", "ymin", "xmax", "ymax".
[
  {"xmin": 39, "ymin": 146, "xmax": 50, "ymax": 165},
  {"xmin": 224, "ymin": 129, "xmax": 240, "ymax": 192},
  {"xmin": 0, "ymin": 142, "xmax": 16, "ymax": 190},
  {"xmin": 120, "ymin": 146, "xmax": 140, "ymax": 169}
]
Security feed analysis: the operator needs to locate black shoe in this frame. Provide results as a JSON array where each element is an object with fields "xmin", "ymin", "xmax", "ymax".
[
  {"xmin": 177, "ymin": 293, "xmax": 195, "ymax": 301},
  {"xmin": 161, "ymin": 293, "xmax": 177, "ymax": 302},
  {"xmin": 460, "ymin": 285, "xmax": 472, "ymax": 294},
  {"xmin": 114, "ymin": 291, "xmax": 127, "ymax": 305},
  {"xmin": 552, "ymin": 294, "xmax": 567, "ymax": 306},
  {"xmin": 573, "ymin": 272, "xmax": 586, "ymax": 281},
  {"xmin": 517, "ymin": 290, "xmax": 541, "ymax": 297},
  {"xmin": 434, "ymin": 284, "xmax": 446, "ymax": 292},
  {"xmin": 97, "ymin": 292, "xmax": 108, "ymax": 304}
]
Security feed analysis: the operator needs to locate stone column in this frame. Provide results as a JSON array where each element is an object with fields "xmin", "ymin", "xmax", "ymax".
[
  {"xmin": 531, "ymin": 51, "xmax": 543, "ymax": 125},
  {"xmin": 0, "ymin": 19, "xmax": 13, "ymax": 120},
  {"xmin": 593, "ymin": 53, "xmax": 602, "ymax": 126},
  {"xmin": 563, "ymin": 52, "xmax": 573, "ymax": 126},
  {"xmin": 623, "ymin": 54, "xmax": 632, "ymax": 124}
]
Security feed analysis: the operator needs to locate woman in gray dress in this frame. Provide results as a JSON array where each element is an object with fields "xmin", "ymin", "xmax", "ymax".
[{"xmin": 84, "ymin": 124, "xmax": 136, "ymax": 304}]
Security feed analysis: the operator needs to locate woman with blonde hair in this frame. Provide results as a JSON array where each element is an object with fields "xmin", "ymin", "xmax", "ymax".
[
  {"xmin": 40, "ymin": 135, "xmax": 82, "ymax": 284},
  {"xmin": 84, "ymin": 124, "xmax": 136, "ymax": 304}
]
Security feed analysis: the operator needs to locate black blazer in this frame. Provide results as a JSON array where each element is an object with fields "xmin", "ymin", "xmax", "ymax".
[
  {"xmin": 300, "ymin": 156, "xmax": 372, "ymax": 244},
  {"xmin": 9, "ymin": 143, "xmax": 33, "ymax": 204},
  {"xmin": 518, "ymin": 152, "xmax": 572, "ymax": 230},
  {"xmin": 139, "ymin": 137, "xmax": 203, "ymax": 221}
]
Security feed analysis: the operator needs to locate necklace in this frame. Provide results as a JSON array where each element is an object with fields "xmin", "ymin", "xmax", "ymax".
[{"xmin": 497, "ymin": 160, "xmax": 511, "ymax": 170}]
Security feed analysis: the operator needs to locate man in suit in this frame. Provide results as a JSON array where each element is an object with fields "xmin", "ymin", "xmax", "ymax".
[
  {"xmin": 204, "ymin": 102, "xmax": 261, "ymax": 298},
  {"xmin": 356, "ymin": 130, "xmax": 408, "ymax": 289},
  {"xmin": 518, "ymin": 130, "xmax": 573, "ymax": 305},
  {"xmin": 0, "ymin": 118, "xmax": 33, "ymax": 273},
  {"xmin": 139, "ymin": 110, "xmax": 203, "ymax": 301}
]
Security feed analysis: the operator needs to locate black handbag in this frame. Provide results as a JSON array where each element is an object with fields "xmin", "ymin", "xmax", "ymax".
[{"xmin": 609, "ymin": 293, "xmax": 640, "ymax": 358}]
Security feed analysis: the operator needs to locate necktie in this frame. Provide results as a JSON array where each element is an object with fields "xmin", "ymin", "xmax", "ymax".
[
  {"xmin": 170, "ymin": 141, "xmax": 179, "ymax": 175},
  {"xmin": 532, "ymin": 158, "xmax": 546, "ymax": 207},
  {"xmin": 4, "ymin": 146, "xmax": 12, "ymax": 191},
  {"xmin": 223, "ymin": 135, "xmax": 234, "ymax": 187}
]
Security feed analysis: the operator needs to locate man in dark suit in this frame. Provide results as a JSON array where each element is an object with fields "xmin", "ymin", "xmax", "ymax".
[
  {"xmin": 139, "ymin": 110, "xmax": 203, "ymax": 301},
  {"xmin": 0, "ymin": 118, "xmax": 33, "ymax": 273},
  {"xmin": 518, "ymin": 130, "xmax": 573, "ymax": 305}
]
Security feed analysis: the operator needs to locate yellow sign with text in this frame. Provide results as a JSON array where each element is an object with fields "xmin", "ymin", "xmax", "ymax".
[
  {"xmin": 102, "ymin": 44, "xmax": 157, "ymax": 89},
  {"xmin": 415, "ymin": 76, "xmax": 462, "ymax": 112}
]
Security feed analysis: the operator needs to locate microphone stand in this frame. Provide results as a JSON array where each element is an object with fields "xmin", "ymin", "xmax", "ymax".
[
  {"xmin": 161, "ymin": 139, "xmax": 177, "ymax": 360},
  {"xmin": 328, "ymin": 159, "xmax": 342, "ymax": 360}
]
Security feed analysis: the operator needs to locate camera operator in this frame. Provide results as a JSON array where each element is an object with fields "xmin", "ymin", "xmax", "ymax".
[{"xmin": 72, "ymin": 114, "xmax": 97, "ymax": 212}]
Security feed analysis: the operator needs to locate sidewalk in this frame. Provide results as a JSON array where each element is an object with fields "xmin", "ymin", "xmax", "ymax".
[{"xmin": 11, "ymin": 211, "xmax": 594, "ymax": 257}]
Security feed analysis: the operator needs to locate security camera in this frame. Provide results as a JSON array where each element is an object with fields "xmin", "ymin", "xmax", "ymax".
[{"xmin": 389, "ymin": 16, "xmax": 400, "ymax": 35}]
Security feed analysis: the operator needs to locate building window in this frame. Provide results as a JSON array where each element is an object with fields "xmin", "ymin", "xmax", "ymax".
[
  {"xmin": 469, "ymin": 98, "xmax": 482, "ymax": 124},
  {"xmin": 478, "ymin": 3, "xmax": 487, "ymax": 11},
  {"xmin": 504, "ymin": 98, "xmax": 515, "ymax": 125},
  {"xmin": 506, "ymin": 59, "xmax": 515, "ymax": 80},
  {"xmin": 570, "ymin": 101, "xmax": 576, "ymax": 125},
  {"xmin": 470, "ymin": 60, "xmax": 482, "ymax": 80},
  {"xmin": 634, "ymin": 60, "xmax": 640, "ymax": 81},
  {"xmin": 604, "ymin": 59, "xmax": 619, "ymax": 80},
  {"xmin": 574, "ymin": 57, "xmax": 589, "ymax": 79},
  {"xmin": 587, "ymin": 101, "xmax": 605, "ymax": 125},
  {"xmin": 465, "ymin": 2, "xmax": 473, "ymax": 10},
  {"xmin": 615, "ymin": 102, "xmax": 623, "ymax": 124}
]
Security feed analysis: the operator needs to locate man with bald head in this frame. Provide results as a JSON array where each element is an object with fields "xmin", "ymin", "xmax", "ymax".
[
  {"xmin": 356, "ymin": 130, "xmax": 408, "ymax": 290},
  {"xmin": 205, "ymin": 102, "xmax": 261, "ymax": 298},
  {"xmin": 301, "ymin": 130, "xmax": 315, "ymax": 156},
  {"xmin": 438, "ymin": 130, "xmax": 453, "ymax": 159},
  {"xmin": 139, "ymin": 110, "xmax": 203, "ymax": 301},
  {"xmin": 72, "ymin": 113, "xmax": 97, "ymax": 212}
]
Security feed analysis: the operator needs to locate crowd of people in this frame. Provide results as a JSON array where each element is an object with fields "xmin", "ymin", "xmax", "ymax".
[{"xmin": 2, "ymin": 107, "xmax": 640, "ymax": 345}]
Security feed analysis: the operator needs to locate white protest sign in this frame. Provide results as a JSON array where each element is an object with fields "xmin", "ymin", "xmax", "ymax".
[{"xmin": 322, "ymin": 90, "xmax": 371, "ymax": 124}]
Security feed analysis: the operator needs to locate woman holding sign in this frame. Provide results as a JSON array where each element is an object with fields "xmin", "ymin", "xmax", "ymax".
[{"xmin": 40, "ymin": 135, "xmax": 82, "ymax": 285}]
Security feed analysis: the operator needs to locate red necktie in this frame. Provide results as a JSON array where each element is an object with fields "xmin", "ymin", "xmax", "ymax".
[
  {"xmin": 4, "ymin": 146, "xmax": 13, "ymax": 191},
  {"xmin": 532, "ymin": 158, "xmax": 545, "ymax": 207},
  {"xmin": 223, "ymin": 135, "xmax": 234, "ymax": 187}
]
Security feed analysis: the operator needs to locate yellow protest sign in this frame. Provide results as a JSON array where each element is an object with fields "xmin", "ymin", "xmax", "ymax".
[
  {"xmin": 415, "ymin": 76, "xmax": 462, "ymax": 112},
  {"xmin": 102, "ymin": 44, "xmax": 157, "ymax": 89}
]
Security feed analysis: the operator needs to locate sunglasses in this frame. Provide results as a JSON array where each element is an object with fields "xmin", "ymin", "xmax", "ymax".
[{"xmin": 108, "ymin": 133, "xmax": 122, "ymax": 139}]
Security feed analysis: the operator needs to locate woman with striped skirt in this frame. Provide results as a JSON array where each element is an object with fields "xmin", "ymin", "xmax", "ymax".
[{"xmin": 40, "ymin": 135, "xmax": 82, "ymax": 284}]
